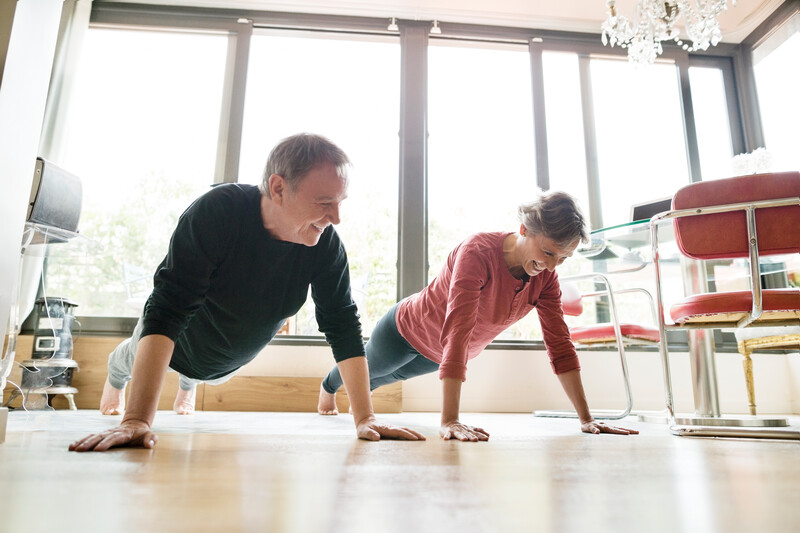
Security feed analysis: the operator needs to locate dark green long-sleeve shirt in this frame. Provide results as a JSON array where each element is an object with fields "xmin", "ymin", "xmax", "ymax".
[{"xmin": 141, "ymin": 183, "xmax": 365, "ymax": 381}]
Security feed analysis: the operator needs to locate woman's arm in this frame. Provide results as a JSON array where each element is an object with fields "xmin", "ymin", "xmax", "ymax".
[
  {"xmin": 440, "ymin": 377, "xmax": 490, "ymax": 441},
  {"xmin": 556, "ymin": 369, "xmax": 639, "ymax": 435}
]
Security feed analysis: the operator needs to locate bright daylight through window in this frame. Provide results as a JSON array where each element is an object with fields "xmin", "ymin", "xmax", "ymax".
[
  {"xmin": 45, "ymin": 28, "xmax": 227, "ymax": 317},
  {"xmin": 238, "ymin": 31, "xmax": 400, "ymax": 336}
]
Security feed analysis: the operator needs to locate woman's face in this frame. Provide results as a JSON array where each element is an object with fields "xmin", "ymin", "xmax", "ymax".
[{"xmin": 515, "ymin": 225, "xmax": 580, "ymax": 277}]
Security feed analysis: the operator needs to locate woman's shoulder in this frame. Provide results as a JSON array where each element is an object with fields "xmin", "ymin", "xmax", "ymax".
[
  {"xmin": 448, "ymin": 232, "xmax": 508, "ymax": 271},
  {"xmin": 460, "ymin": 231, "xmax": 508, "ymax": 249}
]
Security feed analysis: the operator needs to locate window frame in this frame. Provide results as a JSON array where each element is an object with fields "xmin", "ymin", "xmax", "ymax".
[{"xmin": 48, "ymin": 2, "xmax": 767, "ymax": 353}]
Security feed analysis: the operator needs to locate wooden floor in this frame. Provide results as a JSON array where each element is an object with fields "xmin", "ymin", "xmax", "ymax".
[{"xmin": 1, "ymin": 410, "xmax": 799, "ymax": 533}]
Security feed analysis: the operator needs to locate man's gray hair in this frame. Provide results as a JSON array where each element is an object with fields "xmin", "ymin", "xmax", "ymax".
[
  {"xmin": 260, "ymin": 133, "xmax": 351, "ymax": 197},
  {"xmin": 518, "ymin": 190, "xmax": 589, "ymax": 248}
]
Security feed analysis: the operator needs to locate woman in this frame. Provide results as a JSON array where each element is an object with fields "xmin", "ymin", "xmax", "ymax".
[{"xmin": 318, "ymin": 191, "xmax": 637, "ymax": 440}]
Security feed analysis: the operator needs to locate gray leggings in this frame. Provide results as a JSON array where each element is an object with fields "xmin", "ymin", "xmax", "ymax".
[
  {"xmin": 107, "ymin": 317, "xmax": 238, "ymax": 392},
  {"xmin": 321, "ymin": 302, "xmax": 440, "ymax": 394}
]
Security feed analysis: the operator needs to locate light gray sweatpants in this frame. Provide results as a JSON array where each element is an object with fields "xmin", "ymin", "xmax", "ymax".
[{"xmin": 107, "ymin": 317, "xmax": 238, "ymax": 392}]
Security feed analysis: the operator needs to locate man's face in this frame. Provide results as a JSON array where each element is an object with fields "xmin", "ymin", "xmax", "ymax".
[
  {"xmin": 268, "ymin": 162, "xmax": 348, "ymax": 247},
  {"xmin": 518, "ymin": 227, "xmax": 579, "ymax": 277}
]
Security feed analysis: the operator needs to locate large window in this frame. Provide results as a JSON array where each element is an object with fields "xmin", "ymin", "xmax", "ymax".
[
  {"xmin": 542, "ymin": 51, "xmax": 590, "ymax": 212},
  {"xmin": 238, "ymin": 30, "xmax": 400, "ymax": 335},
  {"xmin": 689, "ymin": 65, "xmax": 735, "ymax": 180},
  {"xmin": 427, "ymin": 41, "xmax": 536, "ymax": 267},
  {"xmin": 753, "ymin": 19, "xmax": 800, "ymax": 172},
  {"xmin": 45, "ymin": 4, "xmax": 760, "ymax": 349},
  {"xmin": 590, "ymin": 58, "xmax": 690, "ymax": 228},
  {"xmin": 46, "ymin": 27, "xmax": 228, "ymax": 317}
]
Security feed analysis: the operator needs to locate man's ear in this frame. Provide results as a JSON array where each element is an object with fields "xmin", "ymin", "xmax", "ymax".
[
  {"xmin": 519, "ymin": 223, "xmax": 527, "ymax": 236},
  {"xmin": 268, "ymin": 174, "xmax": 286, "ymax": 205}
]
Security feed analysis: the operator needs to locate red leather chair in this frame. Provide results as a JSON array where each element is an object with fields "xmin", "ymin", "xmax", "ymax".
[
  {"xmin": 650, "ymin": 171, "xmax": 800, "ymax": 434},
  {"xmin": 535, "ymin": 272, "xmax": 660, "ymax": 420}
]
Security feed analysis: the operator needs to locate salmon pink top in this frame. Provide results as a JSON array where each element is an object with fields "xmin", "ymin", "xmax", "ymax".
[{"xmin": 395, "ymin": 232, "xmax": 580, "ymax": 381}]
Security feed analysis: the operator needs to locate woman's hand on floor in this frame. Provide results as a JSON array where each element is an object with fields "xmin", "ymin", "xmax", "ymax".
[
  {"xmin": 581, "ymin": 420, "xmax": 639, "ymax": 435},
  {"xmin": 440, "ymin": 420, "xmax": 490, "ymax": 442}
]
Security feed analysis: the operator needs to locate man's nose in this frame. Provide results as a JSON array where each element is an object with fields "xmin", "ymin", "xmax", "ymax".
[{"xmin": 329, "ymin": 204, "xmax": 341, "ymax": 225}]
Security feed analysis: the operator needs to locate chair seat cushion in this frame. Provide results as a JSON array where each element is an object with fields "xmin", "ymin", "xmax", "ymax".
[
  {"xmin": 670, "ymin": 289, "xmax": 800, "ymax": 324},
  {"xmin": 570, "ymin": 323, "xmax": 660, "ymax": 344}
]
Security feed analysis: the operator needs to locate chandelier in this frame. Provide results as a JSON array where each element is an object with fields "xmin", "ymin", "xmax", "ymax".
[{"xmin": 600, "ymin": 0, "xmax": 736, "ymax": 64}]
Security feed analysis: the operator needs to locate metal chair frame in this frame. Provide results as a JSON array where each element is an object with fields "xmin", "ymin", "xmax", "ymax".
[
  {"xmin": 535, "ymin": 272, "xmax": 659, "ymax": 420},
  {"xmin": 650, "ymin": 194, "xmax": 800, "ymax": 440}
]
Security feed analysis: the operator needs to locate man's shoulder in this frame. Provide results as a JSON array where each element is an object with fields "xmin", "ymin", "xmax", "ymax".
[
  {"xmin": 200, "ymin": 183, "xmax": 259, "ymax": 205},
  {"xmin": 184, "ymin": 183, "xmax": 259, "ymax": 218}
]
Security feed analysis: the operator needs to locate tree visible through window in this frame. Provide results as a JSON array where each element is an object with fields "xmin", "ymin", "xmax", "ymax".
[{"xmin": 44, "ymin": 27, "xmax": 227, "ymax": 317}]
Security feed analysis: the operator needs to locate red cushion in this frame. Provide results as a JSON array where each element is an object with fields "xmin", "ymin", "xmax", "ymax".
[
  {"xmin": 670, "ymin": 288, "xmax": 800, "ymax": 323},
  {"xmin": 671, "ymin": 172, "xmax": 800, "ymax": 260},
  {"xmin": 570, "ymin": 323, "xmax": 660, "ymax": 343}
]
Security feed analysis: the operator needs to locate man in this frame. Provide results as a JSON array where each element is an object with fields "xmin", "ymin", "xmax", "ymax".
[{"xmin": 70, "ymin": 133, "xmax": 424, "ymax": 451}]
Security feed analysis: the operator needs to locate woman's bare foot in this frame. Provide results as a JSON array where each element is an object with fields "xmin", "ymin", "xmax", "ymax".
[
  {"xmin": 99, "ymin": 378, "xmax": 125, "ymax": 415},
  {"xmin": 173, "ymin": 388, "xmax": 196, "ymax": 415},
  {"xmin": 317, "ymin": 383, "xmax": 339, "ymax": 415}
]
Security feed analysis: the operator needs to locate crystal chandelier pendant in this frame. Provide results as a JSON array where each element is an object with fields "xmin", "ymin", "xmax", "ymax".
[{"xmin": 600, "ymin": 0, "xmax": 736, "ymax": 64}]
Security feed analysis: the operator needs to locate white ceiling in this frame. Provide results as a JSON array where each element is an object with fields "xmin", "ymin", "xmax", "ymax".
[{"xmin": 115, "ymin": 0, "xmax": 786, "ymax": 43}]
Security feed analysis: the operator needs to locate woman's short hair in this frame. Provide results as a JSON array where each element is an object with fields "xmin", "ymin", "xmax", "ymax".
[
  {"xmin": 260, "ymin": 133, "xmax": 351, "ymax": 197},
  {"xmin": 518, "ymin": 191, "xmax": 589, "ymax": 248}
]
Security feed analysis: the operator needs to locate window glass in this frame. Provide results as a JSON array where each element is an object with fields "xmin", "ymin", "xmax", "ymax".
[
  {"xmin": 590, "ymin": 58, "xmax": 690, "ymax": 228},
  {"xmin": 428, "ymin": 40, "xmax": 546, "ymax": 340},
  {"xmin": 47, "ymin": 27, "xmax": 227, "ymax": 316},
  {"xmin": 688, "ymin": 66, "xmax": 734, "ymax": 180},
  {"xmin": 542, "ymin": 51, "xmax": 590, "ymax": 214},
  {"xmin": 754, "ymin": 31, "xmax": 800, "ymax": 172},
  {"xmin": 238, "ymin": 30, "xmax": 400, "ymax": 335}
]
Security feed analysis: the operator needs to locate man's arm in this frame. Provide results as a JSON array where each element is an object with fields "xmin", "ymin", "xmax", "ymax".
[
  {"xmin": 69, "ymin": 335, "xmax": 175, "ymax": 451},
  {"xmin": 336, "ymin": 356, "xmax": 425, "ymax": 441},
  {"xmin": 556, "ymin": 369, "xmax": 638, "ymax": 435}
]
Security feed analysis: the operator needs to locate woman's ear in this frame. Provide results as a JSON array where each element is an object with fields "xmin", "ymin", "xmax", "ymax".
[{"xmin": 519, "ymin": 223, "xmax": 527, "ymax": 236}]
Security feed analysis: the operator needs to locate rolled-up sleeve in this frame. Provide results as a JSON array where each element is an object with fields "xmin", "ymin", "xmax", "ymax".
[{"xmin": 536, "ymin": 273, "xmax": 581, "ymax": 375}]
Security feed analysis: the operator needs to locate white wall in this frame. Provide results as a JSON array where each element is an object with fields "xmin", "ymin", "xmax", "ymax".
[
  {"xmin": 240, "ymin": 344, "xmax": 800, "ymax": 415},
  {"xmin": 0, "ymin": 1, "xmax": 63, "ymax": 344},
  {"xmin": 789, "ymin": 353, "xmax": 800, "ymax": 414}
]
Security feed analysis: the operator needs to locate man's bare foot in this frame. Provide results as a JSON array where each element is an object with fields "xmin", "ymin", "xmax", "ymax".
[
  {"xmin": 317, "ymin": 383, "xmax": 339, "ymax": 415},
  {"xmin": 100, "ymin": 378, "xmax": 125, "ymax": 415},
  {"xmin": 174, "ymin": 388, "xmax": 196, "ymax": 415}
]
